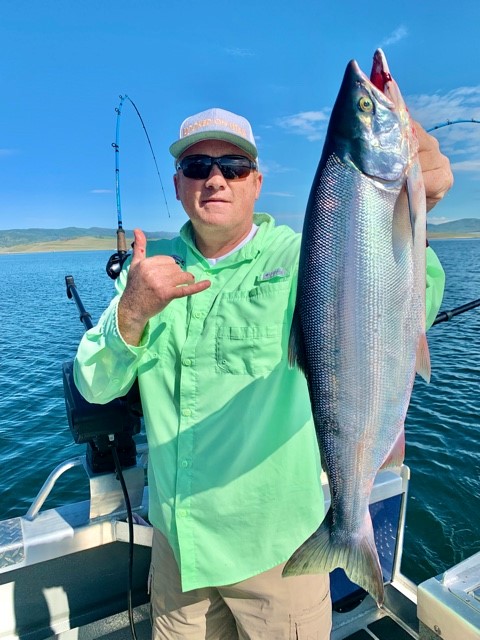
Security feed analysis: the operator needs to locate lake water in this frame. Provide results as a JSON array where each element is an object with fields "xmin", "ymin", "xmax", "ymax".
[{"xmin": 0, "ymin": 239, "xmax": 478, "ymax": 585}]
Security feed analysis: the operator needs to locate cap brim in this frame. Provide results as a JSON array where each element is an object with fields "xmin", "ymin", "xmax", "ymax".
[{"xmin": 169, "ymin": 131, "xmax": 257, "ymax": 160}]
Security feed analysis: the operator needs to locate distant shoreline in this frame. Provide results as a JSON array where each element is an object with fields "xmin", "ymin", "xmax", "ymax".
[
  {"xmin": 0, "ymin": 236, "xmax": 135, "ymax": 254},
  {"xmin": 428, "ymin": 233, "xmax": 480, "ymax": 241},
  {"xmin": 1, "ymin": 232, "xmax": 480, "ymax": 254}
]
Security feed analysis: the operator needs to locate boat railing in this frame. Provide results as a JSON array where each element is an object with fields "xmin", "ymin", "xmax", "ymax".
[{"xmin": 25, "ymin": 443, "xmax": 149, "ymax": 522}]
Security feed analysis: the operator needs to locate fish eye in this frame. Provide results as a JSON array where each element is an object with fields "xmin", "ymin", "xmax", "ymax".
[{"xmin": 358, "ymin": 96, "xmax": 373, "ymax": 113}]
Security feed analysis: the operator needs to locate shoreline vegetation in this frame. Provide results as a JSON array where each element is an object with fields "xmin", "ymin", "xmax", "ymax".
[
  {"xmin": 0, "ymin": 236, "xmax": 135, "ymax": 254},
  {"xmin": 1, "ymin": 232, "xmax": 480, "ymax": 254},
  {"xmin": 2, "ymin": 218, "xmax": 480, "ymax": 255}
]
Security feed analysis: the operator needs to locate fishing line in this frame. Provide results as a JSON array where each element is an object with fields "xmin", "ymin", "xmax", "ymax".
[
  {"xmin": 111, "ymin": 445, "xmax": 139, "ymax": 640},
  {"xmin": 107, "ymin": 94, "xmax": 171, "ymax": 279},
  {"xmin": 426, "ymin": 118, "xmax": 480, "ymax": 326}
]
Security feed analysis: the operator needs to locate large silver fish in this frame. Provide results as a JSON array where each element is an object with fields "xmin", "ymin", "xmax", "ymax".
[{"xmin": 282, "ymin": 49, "xmax": 431, "ymax": 606}]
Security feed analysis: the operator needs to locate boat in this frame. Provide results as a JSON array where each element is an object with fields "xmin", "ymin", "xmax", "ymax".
[
  {"xmin": 1, "ymin": 440, "xmax": 479, "ymax": 639},
  {"xmin": 1, "ymin": 281, "xmax": 479, "ymax": 640}
]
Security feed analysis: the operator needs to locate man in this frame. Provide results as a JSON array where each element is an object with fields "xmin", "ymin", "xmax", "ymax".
[{"xmin": 74, "ymin": 107, "xmax": 452, "ymax": 639}]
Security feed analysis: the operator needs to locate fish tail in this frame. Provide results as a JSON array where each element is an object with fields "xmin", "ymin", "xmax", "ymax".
[{"xmin": 282, "ymin": 511, "xmax": 385, "ymax": 606}]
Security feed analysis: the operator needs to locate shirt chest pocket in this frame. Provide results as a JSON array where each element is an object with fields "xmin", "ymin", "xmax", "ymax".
[{"xmin": 215, "ymin": 282, "xmax": 291, "ymax": 376}]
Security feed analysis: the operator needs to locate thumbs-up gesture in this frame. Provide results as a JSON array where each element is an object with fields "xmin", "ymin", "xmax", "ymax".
[{"xmin": 118, "ymin": 229, "xmax": 211, "ymax": 345}]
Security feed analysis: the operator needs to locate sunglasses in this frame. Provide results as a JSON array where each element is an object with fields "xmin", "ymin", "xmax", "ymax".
[{"xmin": 176, "ymin": 154, "xmax": 258, "ymax": 180}]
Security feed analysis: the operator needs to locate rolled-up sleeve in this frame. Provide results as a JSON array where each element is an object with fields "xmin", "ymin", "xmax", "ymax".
[
  {"xmin": 73, "ymin": 265, "xmax": 150, "ymax": 404},
  {"xmin": 425, "ymin": 245, "xmax": 446, "ymax": 330}
]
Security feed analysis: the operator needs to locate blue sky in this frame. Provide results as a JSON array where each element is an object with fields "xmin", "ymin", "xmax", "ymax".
[{"xmin": 1, "ymin": 0, "xmax": 480, "ymax": 233}]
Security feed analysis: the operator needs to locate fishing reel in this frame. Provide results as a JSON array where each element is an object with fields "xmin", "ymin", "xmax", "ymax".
[
  {"xmin": 106, "ymin": 228, "xmax": 131, "ymax": 280},
  {"xmin": 106, "ymin": 250, "xmax": 131, "ymax": 280}
]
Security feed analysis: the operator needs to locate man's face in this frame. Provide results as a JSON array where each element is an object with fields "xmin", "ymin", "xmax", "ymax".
[{"xmin": 173, "ymin": 140, "xmax": 263, "ymax": 237}]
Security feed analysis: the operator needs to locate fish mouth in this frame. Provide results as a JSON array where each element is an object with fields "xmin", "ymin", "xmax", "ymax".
[
  {"xmin": 369, "ymin": 48, "xmax": 392, "ymax": 94},
  {"xmin": 348, "ymin": 57, "xmax": 394, "ymax": 109}
]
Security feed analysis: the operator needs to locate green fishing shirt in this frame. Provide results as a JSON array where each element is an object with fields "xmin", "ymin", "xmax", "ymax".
[{"xmin": 74, "ymin": 213, "xmax": 445, "ymax": 591}]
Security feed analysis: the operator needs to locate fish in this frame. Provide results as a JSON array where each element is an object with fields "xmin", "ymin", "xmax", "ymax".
[{"xmin": 282, "ymin": 49, "xmax": 431, "ymax": 607}]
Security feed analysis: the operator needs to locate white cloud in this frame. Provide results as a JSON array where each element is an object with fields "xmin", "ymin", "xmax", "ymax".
[
  {"xmin": 451, "ymin": 159, "xmax": 480, "ymax": 172},
  {"xmin": 276, "ymin": 110, "xmax": 330, "ymax": 141},
  {"xmin": 224, "ymin": 47, "xmax": 254, "ymax": 58},
  {"xmin": 409, "ymin": 86, "xmax": 480, "ymax": 127},
  {"xmin": 0, "ymin": 148, "xmax": 19, "ymax": 157},
  {"xmin": 263, "ymin": 191, "xmax": 295, "ymax": 198},
  {"xmin": 259, "ymin": 160, "xmax": 294, "ymax": 176},
  {"xmin": 380, "ymin": 25, "xmax": 408, "ymax": 47},
  {"xmin": 90, "ymin": 189, "xmax": 113, "ymax": 194},
  {"xmin": 408, "ymin": 87, "xmax": 480, "ymax": 168}
]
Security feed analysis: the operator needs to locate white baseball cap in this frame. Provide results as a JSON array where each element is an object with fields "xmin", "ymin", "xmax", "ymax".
[{"xmin": 169, "ymin": 107, "xmax": 258, "ymax": 160}]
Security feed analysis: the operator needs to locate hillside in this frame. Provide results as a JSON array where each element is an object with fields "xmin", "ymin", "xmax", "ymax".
[
  {"xmin": 1, "ymin": 219, "xmax": 480, "ymax": 253},
  {"xmin": 0, "ymin": 227, "xmax": 178, "ymax": 253},
  {"xmin": 427, "ymin": 218, "xmax": 480, "ymax": 237}
]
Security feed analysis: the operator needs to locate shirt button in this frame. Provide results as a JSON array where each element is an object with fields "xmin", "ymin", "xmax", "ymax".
[
  {"xmin": 193, "ymin": 311, "xmax": 204, "ymax": 319},
  {"xmin": 177, "ymin": 509, "xmax": 188, "ymax": 518},
  {"xmin": 181, "ymin": 459, "xmax": 190, "ymax": 468},
  {"xmin": 182, "ymin": 358, "xmax": 192, "ymax": 367},
  {"xmin": 182, "ymin": 408, "xmax": 192, "ymax": 417}
]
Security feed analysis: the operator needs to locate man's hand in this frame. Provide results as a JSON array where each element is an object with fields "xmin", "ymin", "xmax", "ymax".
[
  {"xmin": 415, "ymin": 121, "xmax": 454, "ymax": 211},
  {"xmin": 118, "ymin": 229, "xmax": 211, "ymax": 346}
]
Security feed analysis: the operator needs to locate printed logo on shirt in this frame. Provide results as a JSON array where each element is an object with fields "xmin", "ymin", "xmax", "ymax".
[{"xmin": 257, "ymin": 267, "xmax": 288, "ymax": 282}]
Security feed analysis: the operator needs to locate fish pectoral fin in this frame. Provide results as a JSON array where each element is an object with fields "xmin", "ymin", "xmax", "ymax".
[
  {"xmin": 288, "ymin": 305, "xmax": 308, "ymax": 375},
  {"xmin": 380, "ymin": 429, "xmax": 405, "ymax": 469},
  {"xmin": 392, "ymin": 164, "xmax": 425, "ymax": 255},
  {"xmin": 406, "ymin": 156, "xmax": 426, "ymax": 246},
  {"xmin": 282, "ymin": 511, "xmax": 385, "ymax": 607},
  {"xmin": 416, "ymin": 332, "xmax": 431, "ymax": 383},
  {"xmin": 406, "ymin": 172, "xmax": 417, "ymax": 244},
  {"xmin": 392, "ymin": 186, "xmax": 414, "ymax": 259}
]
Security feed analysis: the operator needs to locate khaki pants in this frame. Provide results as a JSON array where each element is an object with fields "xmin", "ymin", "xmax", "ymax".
[{"xmin": 150, "ymin": 528, "xmax": 332, "ymax": 640}]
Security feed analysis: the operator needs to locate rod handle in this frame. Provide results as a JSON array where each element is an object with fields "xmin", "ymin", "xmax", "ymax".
[{"xmin": 117, "ymin": 228, "xmax": 128, "ymax": 253}]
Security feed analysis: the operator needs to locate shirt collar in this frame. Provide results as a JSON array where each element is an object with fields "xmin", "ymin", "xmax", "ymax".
[{"xmin": 179, "ymin": 213, "xmax": 275, "ymax": 270}]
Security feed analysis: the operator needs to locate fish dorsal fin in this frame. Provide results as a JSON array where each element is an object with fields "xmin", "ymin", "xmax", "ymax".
[{"xmin": 416, "ymin": 332, "xmax": 431, "ymax": 383}]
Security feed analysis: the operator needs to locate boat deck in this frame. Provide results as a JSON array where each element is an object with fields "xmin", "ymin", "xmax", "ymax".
[
  {"xmin": 74, "ymin": 581, "xmax": 419, "ymax": 640},
  {"xmin": 4, "ymin": 456, "xmax": 479, "ymax": 640},
  {"xmin": 73, "ymin": 605, "xmax": 417, "ymax": 640}
]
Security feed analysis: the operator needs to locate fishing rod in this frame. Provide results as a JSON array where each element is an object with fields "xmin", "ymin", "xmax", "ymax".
[
  {"xmin": 433, "ymin": 298, "xmax": 480, "ymax": 326},
  {"xmin": 427, "ymin": 118, "xmax": 480, "ymax": 133},
  {"xmin": 426, "ymin": 118, "xmax": 480, "ymax": 326},
  {"xmin": 106, "ymin": 94, "xmax": 171, "ymax": 279}
]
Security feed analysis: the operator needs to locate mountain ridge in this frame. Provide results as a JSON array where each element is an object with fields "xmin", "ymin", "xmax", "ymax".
[
  {"xmin": 0, "ymin": 227, "xmax": 177, "ymax": 248},
  {"xmin": 1, "ymin": 218, "xmax": 480, "ymax": 251}
]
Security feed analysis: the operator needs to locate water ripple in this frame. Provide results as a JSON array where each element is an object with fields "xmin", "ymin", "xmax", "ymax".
[{"xmin": 1, "ymin": 242, "xmax": 479, "ymax": 585}]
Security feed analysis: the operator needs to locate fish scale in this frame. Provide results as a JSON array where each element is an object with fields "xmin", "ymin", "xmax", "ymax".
[{"xmin": 283, "ymin": 50, "xmax": 430, "ymax": 606}]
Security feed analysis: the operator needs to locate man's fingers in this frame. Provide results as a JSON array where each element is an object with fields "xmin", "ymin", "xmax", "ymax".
[
  {"xmin": 131, "ymin": 228, "xmax": 148, "ymax": 265},
  {"xmin": 414, "ymin": 121, "xmax": 454, "ymax": 211},
  {"xmin": 171, "ymin": 279, "xmax": 211, "ymax": 299}
]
